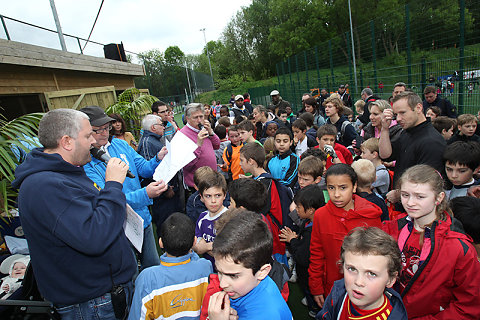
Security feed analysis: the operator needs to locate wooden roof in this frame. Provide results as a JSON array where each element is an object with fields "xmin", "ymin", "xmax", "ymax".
[{"xmin": 0, "ymin": 39, "xmax": 145, "ymax": 95}]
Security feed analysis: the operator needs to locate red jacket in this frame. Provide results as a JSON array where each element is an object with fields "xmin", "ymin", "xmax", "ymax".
[
  {"xmin": 308, "ymin": 195, "xmax": 382, "ymax": 296},
  {"xmin": 382, "ymin": 215, "xmax": 480, "ymax": 319}
]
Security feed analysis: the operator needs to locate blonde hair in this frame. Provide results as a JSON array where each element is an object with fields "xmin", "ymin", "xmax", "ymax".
[
  {"xmin": 457, "ymin": 114, "xmax": 476, "ymax": 126},
  {"xmin": 262, "ymin": 137, "xmax": 276, "ymax": 167},
  {"xmin": 398, "ymin": 164, "xmax": 448, "ymax": 221},
  {"xmin": 361, "ymin": 138, "xmax": 379, "ymax": 154},
  {"xmin": 369, "ymin": 99, "xmax": 391, "ymax": 113},
  {"xmin": 351, "ymin": 159, "xmax": 376, "ymax": 189},
  {"xmin": 354, "ymin": 100, "xmax": 365, "ymax": 112},
  {"xmin": 324, "ymin": 95, "xmax": 344, "ymax": 115}
]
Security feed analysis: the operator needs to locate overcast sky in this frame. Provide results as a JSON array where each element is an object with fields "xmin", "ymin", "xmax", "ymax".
[{"xmin": 1, "ymin": 0, "xmax": 251, "ymax": 62}]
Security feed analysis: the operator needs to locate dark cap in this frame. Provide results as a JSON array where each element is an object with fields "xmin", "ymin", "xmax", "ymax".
[
  {"xmin": 79, "ymin": 106, "xmax": 115, "ymax": 127},
  {"xmin": 339, "ymin": 84, "xmax": 346, "ymax": 89}
]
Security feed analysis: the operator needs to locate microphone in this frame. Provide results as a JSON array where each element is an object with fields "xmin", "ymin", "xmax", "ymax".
[
  {"xmin": 198, "ymin": 123, "xmax": 204, "ymax": 130},
  {"xmin": 90, "ymin": 147, "xmax": 135, "ymax": 178}
]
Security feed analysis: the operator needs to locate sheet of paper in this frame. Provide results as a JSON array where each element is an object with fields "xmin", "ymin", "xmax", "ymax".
[
  {"xmin": 153, "ymin": 131, "xmax": 197, "ymax": 184},
  {"xmin": 124, "ymin": 204, "xmax": 144, "ymax": 253}
]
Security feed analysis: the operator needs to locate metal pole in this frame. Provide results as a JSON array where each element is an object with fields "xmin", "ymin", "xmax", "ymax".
[
  {"xmin": 200, "ymin": 28, "xmax": 215, "ymax": 90},
  {"xmin": 348, "ymin": 0, "xmax": 358, "ymax": 93},
  {"xmin": 184, "ymin": 61, "xmax": 193, "ymax": 102},
  {"xmin": 49, "ymin": 0, "xmax": 67, "ymax": 51},
  {"xmin": 191, "ymin": 64, "xmax": 198, "ymax": 96},
  {"xmin": 1, "ymin": 15, "xmax": 11, "ymax": 40},
  {"xmin": 458, "ymin": 0, "xmax": 465, "ymax": 114},
  {"xmin": 406, "ymin": 4, "xmax": 412, "ymax": 87}
]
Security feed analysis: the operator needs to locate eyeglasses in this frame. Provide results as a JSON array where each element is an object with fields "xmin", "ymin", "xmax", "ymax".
[
  {"xmin": 153, "ymin": 123, "xmax": 164, "ymax": 128},
  {"xmin": 92, "ymin": 124, "xmax": 112, "ymax": 134}
]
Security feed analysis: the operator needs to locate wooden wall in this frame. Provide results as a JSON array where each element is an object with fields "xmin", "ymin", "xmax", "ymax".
[
  {"xmin": 44, "ymin": 86, "xmax": 117, "ymax": 110},
  {"xmin": 0, "ymin": 64, "xmax": 137, "ymax": 95}
]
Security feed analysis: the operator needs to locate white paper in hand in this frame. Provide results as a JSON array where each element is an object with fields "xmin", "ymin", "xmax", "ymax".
[
  {"xmin": 123, "ymin": 204, "xmax": 144, "ymax": 252},
  {"xmin": 153, "ymin": 131, "xmax": 197, "ymax": 184}
]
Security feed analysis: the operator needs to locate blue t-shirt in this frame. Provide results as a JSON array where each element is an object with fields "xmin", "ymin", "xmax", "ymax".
[{"xmin": 230, "ymin": 276, "xmax": 292, "ymax": 320}]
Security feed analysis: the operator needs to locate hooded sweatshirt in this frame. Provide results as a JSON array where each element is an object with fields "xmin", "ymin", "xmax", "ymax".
[
  {"xmin": 12, "ymin": 148, "xmax": 136, "ymax": 305},
  {"xmin": 309, "ymin": 195, "xmax": 382, "ymax": 296}
]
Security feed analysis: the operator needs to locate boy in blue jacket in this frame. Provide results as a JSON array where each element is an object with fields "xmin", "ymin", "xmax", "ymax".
[
  {"xmin": 208, "ymin": 211, "xmax": 292, "ymax": 320},
  {"xmin": 317, "ymin": 227, "xmax": 407, "ymax": 320}
]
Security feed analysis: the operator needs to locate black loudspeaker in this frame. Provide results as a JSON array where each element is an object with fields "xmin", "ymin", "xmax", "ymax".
[{"xmin": 104, "ymin": 42, "xmax": 127, "ymax": 62}]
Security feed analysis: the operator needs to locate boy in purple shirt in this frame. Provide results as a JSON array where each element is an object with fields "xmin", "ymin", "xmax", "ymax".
[{"xmin": 194, "ymin": 171, "xmax": 228, "ymax": 267}]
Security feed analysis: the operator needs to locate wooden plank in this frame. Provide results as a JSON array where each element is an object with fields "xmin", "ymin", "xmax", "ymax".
[
  {"xmin": 44, "ymin": 86, "xmax": 116, "ymax": 98},
  {"xmin": 0, "ymin": 39, "xmax": 144, "ymax": 76},
  {"xmin": 72, "ymin": 93, "xmax": 86, "ymax": 110}
]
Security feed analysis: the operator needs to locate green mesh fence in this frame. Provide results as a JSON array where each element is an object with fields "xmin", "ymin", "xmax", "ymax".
[{"xmin": 251, "ymin": 1, "xmax": 479, "ymax": 115}]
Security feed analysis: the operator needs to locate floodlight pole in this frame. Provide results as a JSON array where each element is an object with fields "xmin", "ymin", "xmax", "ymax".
[
  {"xmin": 348, "ymin": 0, "xmax": 358, "ymax": 93},
  {"xmin": 49, "ymin": 0, "xmax": 67, "ymax": 51},
  {"xmin": 200, "ymin": 28, "xmax": 215, "ymax": 90}
]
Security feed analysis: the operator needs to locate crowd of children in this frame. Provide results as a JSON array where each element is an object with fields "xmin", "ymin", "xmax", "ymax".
[{"xmin": 126, "ymin": 90, "xmax": 480, "ymax": 320}]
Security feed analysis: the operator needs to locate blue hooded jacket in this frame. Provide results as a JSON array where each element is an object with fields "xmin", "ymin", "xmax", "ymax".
[
  {"xmin": 83, "ymin": 137, "xmax": 160, "ymax": 228},
  {"xmin": 12, "ymin": 148, "xmax": 137, "ymax": 305}
]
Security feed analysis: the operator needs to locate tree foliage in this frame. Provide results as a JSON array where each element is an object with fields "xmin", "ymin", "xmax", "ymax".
[{"xmin": 134, "ymin": 0, "xmax": 477, "ymax": 96}]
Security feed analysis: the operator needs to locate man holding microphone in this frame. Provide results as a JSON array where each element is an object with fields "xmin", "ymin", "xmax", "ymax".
[
  {"xmin": 180, "ymin": 103, "xmax": 220, "ymax": 197},
  {"xmin": 13, "ymin": 108, "xmax": 137, "ymax": 319},
  {"xmin": 81, "ymin": 106, "xmax": 168, "ymax": 270}
]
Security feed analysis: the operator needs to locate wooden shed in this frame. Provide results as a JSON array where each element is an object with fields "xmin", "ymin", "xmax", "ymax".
[{"xmin": 0, "ymin": 38, "xmax": 145, "ymax": 119}]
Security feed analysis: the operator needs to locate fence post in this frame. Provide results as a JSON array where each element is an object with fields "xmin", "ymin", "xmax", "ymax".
[
  {"xmin": 288, "ymin": 57, "xmax": 294, "ymax": 110},
  {"xmin": 1, "ymin": 15, "xmax": 11, "ymax": 40},
  {"xmin": 76, "ymin": 37, "xmax": 83, "ymax": 54},
  {"xmin": 295, "ymin": 54, "xmax": 300, "ymax": 103},
  {"xmin": 282, "ymin": 62, "xmax": 287, "ymax": 98},
  {"xmin": 346, "ymin": 31, "xmax": 354, "ymax": 96},
  {"xmin": 458, "ymin": 0, "xmax": 465, "ymax": 114},
  {"xmin": 360, "ymin": 68, "xmax": 364, "ymax": 91},
  {"xmin": 370, "ymin": 21, "xmax": 378, "ymax": 92},
  {"xmin": 329, "ymin": 40, "xmax": 335, "ymax": 87},
  {"xmin": 304, "ymin": 51, "xmax": 310, "ymax": 90},
  {"xmin": 275, "ymin": 62, "xmax": 280, "ymax": 92},
  {"xmin": 421, "ymin": 58, "xmax": 426, "ymax": 96},
  {"xmin": 406, "ymin": 4, "xmax": 412, "ymax": 87},
  {"xmin": 315, "ymin": 46, "xmax": 321, "ymax": 87},
  {"xmin": 326, "ymin": 75, "xmax": 330, "ymax": 92}
]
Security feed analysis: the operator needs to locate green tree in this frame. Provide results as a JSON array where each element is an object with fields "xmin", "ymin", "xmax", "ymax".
[{"xmin": 164, "ymin": 46, "xmax": 185, "ymax": 65}]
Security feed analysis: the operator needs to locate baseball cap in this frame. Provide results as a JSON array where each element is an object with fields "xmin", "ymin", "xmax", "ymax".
[
  {"xmin": 339, "ymin": 85, "xmax": 346, "ymax": 89},
  {"xmin": 79, "ymin": 106, "xmax": 115, "ymax": 127},
  {"xmin": 235, "ymin": 95, "xmax": 244, "ymax": 101},
  {"xmin": 270, "ymin": 90, "xmax": 280, "ymax": 96}
]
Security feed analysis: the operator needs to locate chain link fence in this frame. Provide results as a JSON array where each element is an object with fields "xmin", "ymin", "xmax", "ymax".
[{"xmin": 250, "ymin": 1, "xmax": 479, "ymax": 115}]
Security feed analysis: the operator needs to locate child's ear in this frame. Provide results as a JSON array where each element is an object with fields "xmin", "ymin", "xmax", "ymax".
[
  {"xmin": 247, "ymin": 158, "xmax": 256, "ymax": 167},
  {"xmin": 306, "ymin": 208, "xmax": 316, "ymax": 216},
  {"xmin": 352, "ymin": 182, "xmax": 357, "ymax": 193},
  {"xmin": 314, "ymin": 176, "xmax": 322, "ymax": 184},
  {"xmin": 159, "ymin": 238, "xmax": 164, "ymax": 249},
  {"xmin": 436, "ymin": 191, "xmax": 445, "ymax": 205},
  {"xmin": 386, "ymin": 272, "xmax": 398, "ymax": 288},
  {"xmin": 255, "ymin": 263, "xmax": 272, "ymax": 281}
]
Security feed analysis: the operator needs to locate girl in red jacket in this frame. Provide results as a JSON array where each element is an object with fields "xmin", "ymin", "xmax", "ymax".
[
  {"xmin": 383, "ymin": 164, "xmax": 480, "ymax": 319},
  {"xmin": 309, "ymin": 164, "xmax": 383, "ymax": 308}
]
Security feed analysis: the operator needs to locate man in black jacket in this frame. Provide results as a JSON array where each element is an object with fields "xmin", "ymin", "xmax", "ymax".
[
  {"xmin": 379, "ymin": 91, "xmax": 446, "ymax": 192},
  {"xmin": 422, "ymin": 85, "xmax": 457, "ymax": 118}
]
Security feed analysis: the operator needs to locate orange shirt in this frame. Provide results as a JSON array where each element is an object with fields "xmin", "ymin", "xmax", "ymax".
[{"xmin": 222, "ymin": 143, "xmax": 244, "ymax": 180}]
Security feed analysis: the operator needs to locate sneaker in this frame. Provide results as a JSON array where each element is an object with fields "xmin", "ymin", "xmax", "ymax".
[
  {"xmin": 309, "ymin": 310, "xmax": 318, "ymax": 318},
  {"xmin": 301, "ymin": 297, "xmax": 308, "ymax": 306}
]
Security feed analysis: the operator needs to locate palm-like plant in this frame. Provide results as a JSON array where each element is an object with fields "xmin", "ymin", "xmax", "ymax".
[
  {"xmin": 0, "ymin": 112, "xmax": 43, "ymax": 216},
  {"xmin": 106, "ymin": 88, "xmax": 158, "ymax": 124}
]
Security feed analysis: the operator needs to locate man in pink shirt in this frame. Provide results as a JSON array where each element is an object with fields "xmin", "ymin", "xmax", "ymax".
[{"xmin": 180, "ymin": 103, "xmax": 220, "ymax": 192}]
